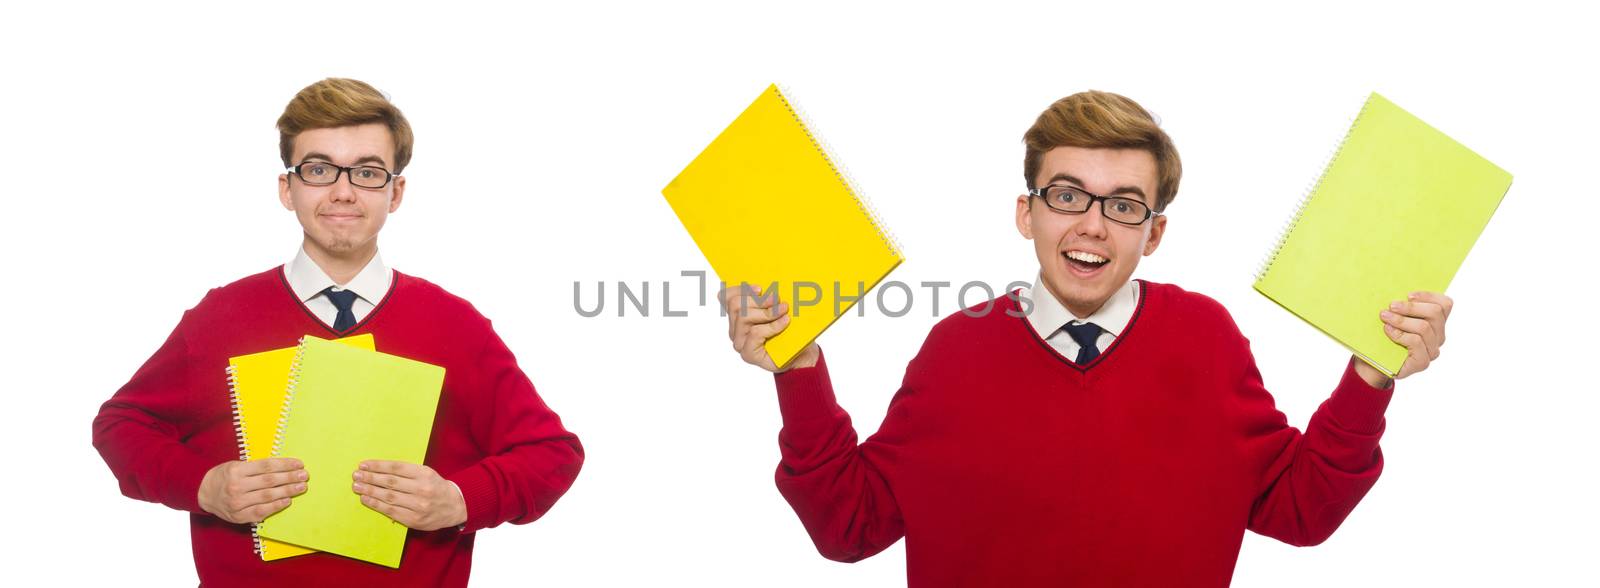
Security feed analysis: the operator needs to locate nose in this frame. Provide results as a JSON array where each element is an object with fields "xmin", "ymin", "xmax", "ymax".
[
  {"xmin": 1074, "ymin": 200, "xmax": 1109, "ymax": 239},
  {"xmin": 328, "ymin": 170, "xmax": 358, "ymax": 203}
]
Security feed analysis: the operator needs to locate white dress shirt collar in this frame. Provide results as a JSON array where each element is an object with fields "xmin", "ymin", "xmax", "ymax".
[
  {"xmin": 1021, "ymin": 275, "xmax": 1140, "ymax": 341},
  {"xmin": 283, "ymin": 247, "xmax": 392, "ymax": 305}
]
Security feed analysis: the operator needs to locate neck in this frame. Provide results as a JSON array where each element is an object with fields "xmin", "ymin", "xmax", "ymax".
[
  {"xmin": 1066, "ymin": 304, "xmax": 1099, "ymax": 320},
  {"xmin": 1065, "ymin": 301, "xmax": 1102, "ymax": 320},
  {"xmin": 302, "ymin": 237, "xmax": 376, "ymax": 286}
]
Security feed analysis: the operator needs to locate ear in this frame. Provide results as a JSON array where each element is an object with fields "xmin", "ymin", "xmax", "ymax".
[
  {"xmin": 388, "ymin": 175, "xmax": 406, "ymax": 213},
  {"xmin": 278, "ymin": 174, "xmax": 294, "ymax": 210},
  {"xmin": 1142, "ymin": 213, "xmax": 1167, "ymax": 256},
  {"xmin": 1015, "ymin": 194, "xmax": 1034, "ymax": 240}
]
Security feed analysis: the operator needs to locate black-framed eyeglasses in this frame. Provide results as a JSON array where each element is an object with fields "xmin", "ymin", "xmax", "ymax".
[
  {"xmin": 1027, "ymin": 185, "xmax": 1157, "ymax": 226},
  {"xmin": 287, "ymin": 161, "xmax": 396, "ymax": 189}
]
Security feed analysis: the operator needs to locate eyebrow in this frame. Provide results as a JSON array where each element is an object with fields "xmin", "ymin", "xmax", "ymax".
[
  {"xmin": 1045, "ymin": 173, "xmax": 1149, "ymax": 202},
  {"xmin": 300, "ymin": 152, "xmax": 391, "ymax": 168}
]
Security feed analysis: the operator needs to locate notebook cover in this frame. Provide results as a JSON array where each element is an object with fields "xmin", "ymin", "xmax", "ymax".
[
  {"xmin": 1254, "ymin": 92, "xmax": 1512, "ymax": 375},
  {"xmin": 226, "ymin": 333, "xmax": 375, "ymax": 561},
  {"xmin": 256, "ymin": 336, "xmax": 445, "ymax": 568},
  {"xmin": 663, "ymin": 84, "xmax": 903, "ymax": 367}
]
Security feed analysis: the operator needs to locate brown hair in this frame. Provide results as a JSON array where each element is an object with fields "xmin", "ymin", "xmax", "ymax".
[
  {"xmin": 1022, "ymin": 90, "xmax": 1181, "ymax": 212},
  {"xmin": 277, "ymin": 78, "xmax": 414, "ymax": 174}
]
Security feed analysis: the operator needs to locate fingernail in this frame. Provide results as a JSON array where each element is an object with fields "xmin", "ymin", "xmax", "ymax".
[
  {"xmin": 353, "ymin": 471, "xmax": 363, "ymax": 481},
  {"xmin": 359, "ymin": 462, "xmax": 370, "ymax": 470},
  {"xmin": 353, "ymin": 482, "xmax": 364, "ymax": 492},
  {"xmin": 295, "ymin": 483, "xmax": 307, "ymax": 492},
  {"xmin": 1380, "ymin": 311, "xmax": 1395, "ymax": 320},
  {"xmin": 297, "ymin": 471, "xmax": 309, "ymax": 481},
  {"xmin": 1390, "ymin": 302, "xmax": 1403, "ymax": 311}
]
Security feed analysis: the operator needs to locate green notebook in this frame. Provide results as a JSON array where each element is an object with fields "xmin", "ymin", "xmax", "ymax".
[
  {"xmin": 1254, "ymin": 92, "xmax": 1512, "ymax": 376},
  {"xmin": 257, "ymin": 336, "xmax": 446, "ymax": 568}
]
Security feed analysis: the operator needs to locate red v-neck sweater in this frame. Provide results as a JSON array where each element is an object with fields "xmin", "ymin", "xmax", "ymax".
[
  {"xmin": 773, "ymin": 281, "xmax": 1393, "ymax": 587},
  {"xmin": 92, "ymin": 267, "xmax": 583, "ymax": 587}
]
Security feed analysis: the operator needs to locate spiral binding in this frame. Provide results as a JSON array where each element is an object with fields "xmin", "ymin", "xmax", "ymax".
[
  {"xmin": 271, "ymin": 337, "xmax": 309, "ymax": 459},
  {"xmin": 226, "ymin": 363, "xmax": 267, "ymax": 555},
  {"xmin": 250, "ymin": 336, "xmax": 311, "ymax": 559},
  {"xmin": 1256, "ymin": 94, "xmax": 1377, "ymax": 282},
  {"xmin": 225, "ymin": 362, "xmax": 265, "ymax": 556},
  {"xmin": 224, "ymin": 365, "xmax": 249, "ymax": 462},
  {"xmin": 772, "ymin": 84, "xmax": 904, "ymax": 259}
]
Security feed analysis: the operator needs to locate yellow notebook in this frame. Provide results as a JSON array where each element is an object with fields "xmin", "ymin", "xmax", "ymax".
[
  {"xmin": 226, "ymin": 334, "xmax": 375, "ymax": 561},
  {"xmin": 256, "ymin": 336, "xmax": 446, "ymax": 569},
  {"xmin": 1254, "ymin": 92, "xmax": 1512, "ymax": 375},
  {"xmin": 663, "ymin": 84, "xmax": 903, "ymax": 367}
]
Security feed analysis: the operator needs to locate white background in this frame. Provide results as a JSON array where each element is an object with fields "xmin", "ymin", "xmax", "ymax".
[{"xmin": 3, "ymin": 1, "xmax": 1595, "ymax": 586}]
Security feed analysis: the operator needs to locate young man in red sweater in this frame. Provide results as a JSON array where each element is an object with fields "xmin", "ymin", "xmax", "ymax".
[
  {"xmin": 720, "ymin": 91, "xmax": 1452, "ymax": 586},
  {"xmin": 92, "ymin": 78, "xmax": 583, "ymax": 587}
]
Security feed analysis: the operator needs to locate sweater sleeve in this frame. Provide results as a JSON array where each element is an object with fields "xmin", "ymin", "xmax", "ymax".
[
  {"xmin": 91, "ymin": 312, "xmax": 220, "ymax": 514},
  {"xmin": 445, "ymin": 325, "xmax": 584, "ymax": 534},
  {"xmin": 772, "ymin": 348, "xmax": 910, "ymax": 562},
  {"xmin": 1245, "ymin": 355, "xmax": 1395, "ymax": 546}
]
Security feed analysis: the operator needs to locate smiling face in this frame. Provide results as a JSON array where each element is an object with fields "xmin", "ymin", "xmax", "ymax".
[
  {"xmin": 277, "ymin": 123, "xmax": 405, "ymax": 264},
  {"xmin": 1016, "ymin": 146, "xmax": 1167, "ymax": 318}
]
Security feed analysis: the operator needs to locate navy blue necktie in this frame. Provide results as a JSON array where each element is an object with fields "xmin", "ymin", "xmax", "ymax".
[
  {"xmin": 322, "ymin": 287, "xmax": 359, "ymax": 331},
  {"xmin": 1063, "ymin": 322, "xmax": 1103, "ymax": 364}
]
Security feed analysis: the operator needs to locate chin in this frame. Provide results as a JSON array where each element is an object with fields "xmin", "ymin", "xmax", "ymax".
[{"xmin": 310, "ymin": 233, "xmax": 361, "ymax": 254}]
